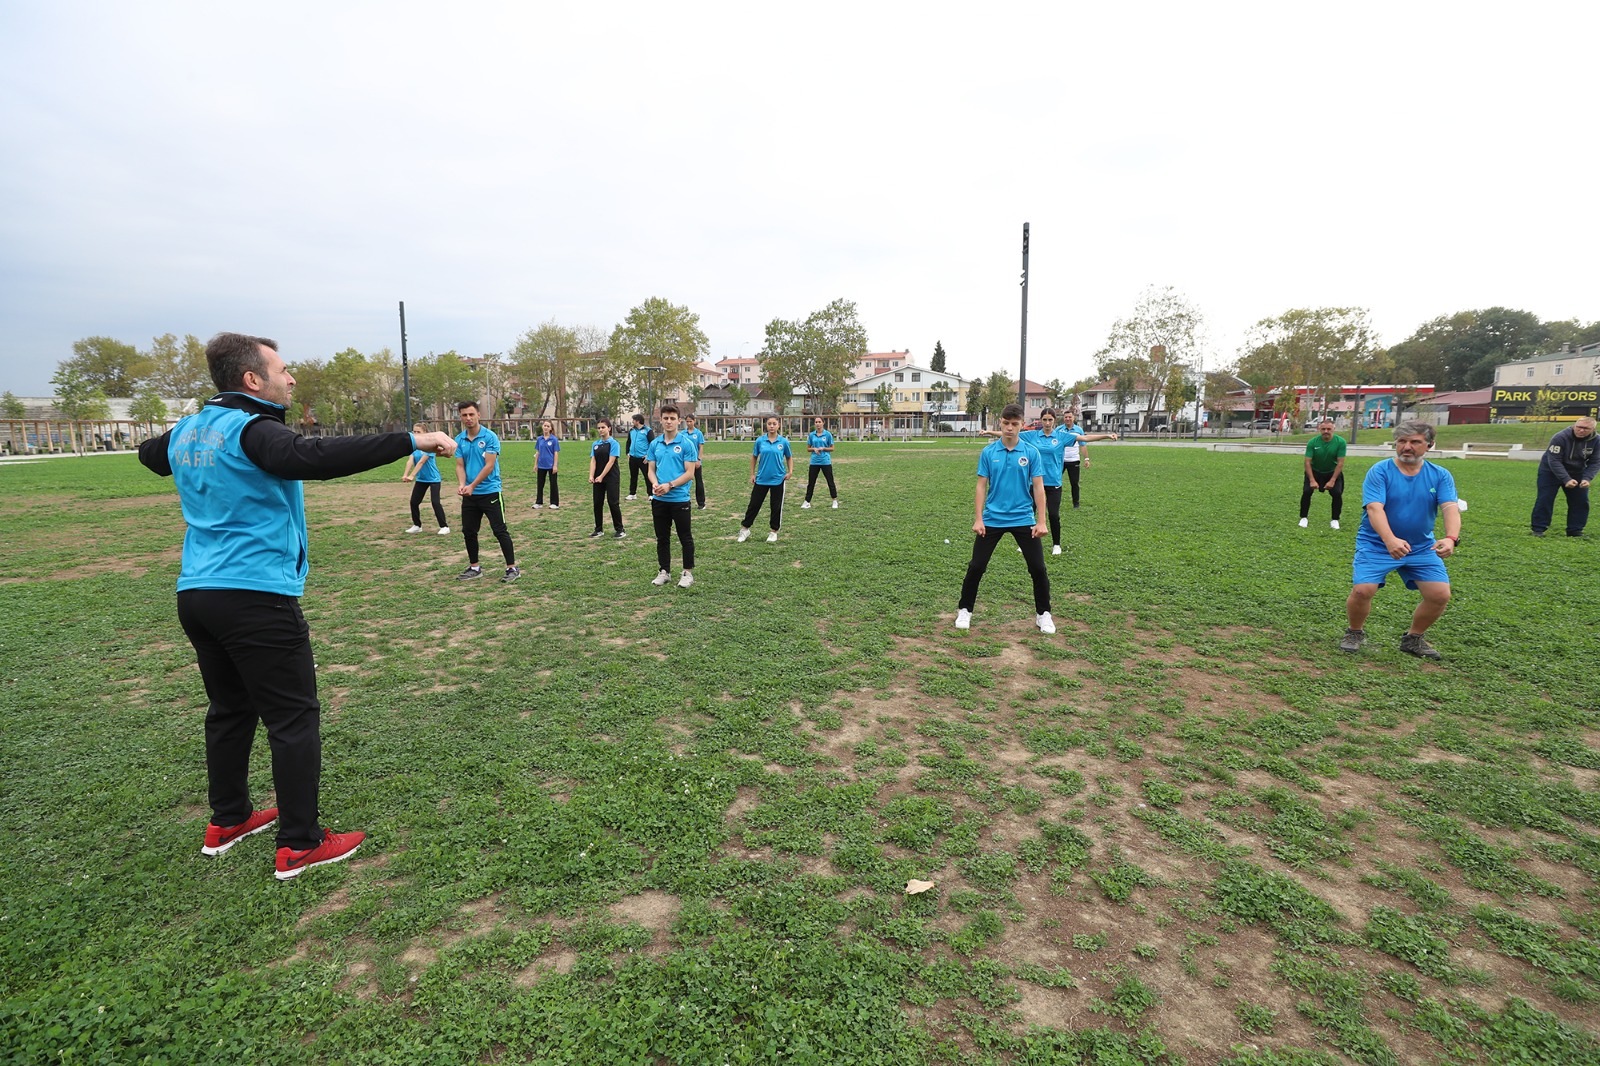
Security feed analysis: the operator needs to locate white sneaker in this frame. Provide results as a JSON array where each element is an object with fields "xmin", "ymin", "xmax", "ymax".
[
  {"xmin": 532, "ymin": 503, "xmax": 543, "ymax": 509},
  {"xmin": 954, "ymin": 608, "xmax": 972, "ymax": 630},
  {"xmin": 1298, "ymin": 518, "xmax": 1309, "ymax": 528},
  {"xmin": 626, "ymin": 494, "xmax": 638, "ymax": 501},
  {"xmin": 831, "ymin": 499, "xmax": 839, "ymax": 509},
  {"xmin": 437, "ymin": 526, "xmax": 450, "ymax": 535},
  {"xmin": 651, "ymin": 569, "xmax": 671, "ymax": 586},
  {"xmin": 549, "ymin": 504, "xmax": 560, "ymax": 510},
  {"xmin": 736, "ymin": 527, "xmax": 751, "ymax": 543},
  {"xmin": 678, "ymin": 570, "xmax": 694, "ymax": 588},
  {"xmin": 1036, "ymin": 612, "xmax": 1056, "ymax": 635},
  {"xmin": 1330, "ymin": 520, "xmax": 1340, "ymax": 530},
  {"xmin": 1051, "ymin": 544, "xmax": 1062, "ymax": 556},
  {"xmin": 800, "ymin": 501, "xmax": 811, "ymax": 509},
  {"xmin": 404, "ymin": 525, "xmax": 422, "ymax": 534},
  {"xmin": 766, "ymin": 531, "xmax": 778, "ymax": 543}
]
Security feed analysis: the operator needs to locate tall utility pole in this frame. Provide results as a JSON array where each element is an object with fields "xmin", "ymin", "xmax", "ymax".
[
  {"xmin": 1018, "ymin": 223, "xmax": 1030, "ymax": 416},
  {"xmin": 398, "ymin": 301, "xmax": 411, "ymax": 425}
]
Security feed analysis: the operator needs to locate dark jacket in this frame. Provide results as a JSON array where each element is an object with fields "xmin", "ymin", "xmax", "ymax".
[{"xmin": 1538, "ymin": 426, "xmax": 1600, "ymax": 484}]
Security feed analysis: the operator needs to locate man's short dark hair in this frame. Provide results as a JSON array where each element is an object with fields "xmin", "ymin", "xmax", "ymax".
[
  {"xmin": 1000, "ymin": 403, "xmax": 1024, "ymax": 421},
  {"xmin": 457, "ymin": 401, "xmax": 479, "ymax": 414},
  {"xmin": 206, "ymin": 333, "xmax": 277, "ymax": 393},
  {"xmin": 660, "ymin": 404, "xmax": 679, "ymax": 417}
]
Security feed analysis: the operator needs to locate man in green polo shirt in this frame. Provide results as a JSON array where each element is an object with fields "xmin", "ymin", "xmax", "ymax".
[{"xmin": 1299, "ymin": 418, "xmax": 1347, "ymax": 530}]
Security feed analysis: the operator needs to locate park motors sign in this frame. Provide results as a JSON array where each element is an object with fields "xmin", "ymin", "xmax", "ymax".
[{"xmin": 1490, "ymin": 386, "xmax": 1600, "ymax": 418}]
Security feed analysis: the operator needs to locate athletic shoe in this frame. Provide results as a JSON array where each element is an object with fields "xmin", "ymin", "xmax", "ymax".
[
  {"xmin": 1298, "ymin": 518, "xmax": 1309, "ymax": 528},
  {"xmin": 954, "ymin": 608, "xmax": 972, "ymax": 630},
  {"xmin": 1051, "ymin": 544, "xmax": 1062, "ymax": 556},
  {"xmin": 437, "ymin": 527, "xmax": 450, "ymax": 535},
  {"xmin": 697, "ymin": 504, "xmax": 706, "ymax": 510},
  {"xmin": 766, "ymin": 531, "xmax": 778, "ymax": 543},
  {"xmin": 1339, "ymin": 628, "xmax": 1365, "ymax": 653},
  {"xmin": 531, "ymin": 502, "xmax": 543, "ymax": 509},
  {"xmin": 1072, "ymin": 503, "xmax": 1080, "ymax": 509},
  {"xmin": 275, "ymin": 828, "xmax": 366, "ymax": 881},
  {"xmin": 201, "ymin": 808, "xmax": 278, "ymax": 856},
  {"xmin": 801, "ymin": 500, "xmax": 812, "ymax": 509},
  {"xmin": 736, "ymin": 527, "xmax": 751, "ymax": 543},
  {"xmin": 456, "ymin": 566, "xmax": 483, "ymax": 580},
  {"xmin": 1531, "ymin": 530, "xmax": 1545, "ymax": 537},
  {"xmin": 1331, "ymin": 520, "xmax": 1341, "ymax": 530},
  {"xmin": 613, "ymin": 530, "xmax": 626, "ymax": 539},
  {"xmin": 651, "ymin": 569, "xmax": 671, "ymax": 586},
  {"xmin": 626, "ymin": 494, "xmax": 638, "ymax": 500},
  {"xmin": 589, "ymin": 530, "xmax": 605, "ymax": 538},
  {"xmin": 831, "ymin": 499, "xmax": 839, "ymax": 509},
  {"xmin": 1399, "ymin": 633, "xmax": 1442, "ymax": 660},
  {"xmin": 549, "ymin": 504, "xmax": 560, "ymax": 510},
  {"xmin": 404, "ymin": 525, "xmax": 423, "ymax": 534},
  {"xmin": 678, "ymin": 570, "xmax": 694, "ymax": 588},
  {"xmin": 501, "ymin": 566, "xmax": 521, "ymax": 584},
  {"xmin": 1036, "ymin": 612, "xmax": 1056, "ymax": 635}
]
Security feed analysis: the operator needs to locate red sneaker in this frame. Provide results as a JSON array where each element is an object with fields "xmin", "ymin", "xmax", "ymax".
[
  {"xmin": 201, "ymin": 808, "xmax": 279, "ymax": 856},
  {"xmin": 275, "ymin": 829, "xmax": 366, "ymax": 881}
]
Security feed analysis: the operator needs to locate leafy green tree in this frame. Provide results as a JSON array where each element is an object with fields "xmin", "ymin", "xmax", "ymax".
[
  {"xmin": 129, "ymin": 391, "xmax": 168, "ymax": 435},
  {"xmin": 508, "ymin": 321, "xmax": 581, "ymax": 420},
  {"xmin": 1386, "ymin": 307, "xmax": 1555, "ymax": 392},
  {"xmin": 1237, "ymin": 308, "xmax": 1380, "ymax": 419},
  {"xmin": 930, "ymin": 340, "xmax": 947, "ymax": 374},
  {"xmin": 607, "ymin": 297, "xmax": 710, "ymax": 400},
  {"xmin": 1, "ymin": 391, "xmax": 25, "ymax": 419},
  {"xmin": 763, "ymin": 377, "xmax": 795, "ymax": 418},
  {"xmin": 1042, "ymin": 378, "xmax": 1068, "ymax": 410},
  {"xmin": 1095, "ymin": 286, "xmax": 1207, "ymax": 429},
  {"xmin": 144, "ymin": 333, "xmax": 211, "ymax": 407},
  {"xmin": 982, "ymin": 372, "xmax": 1014, "ymax": 428},
  {"xmin": 50, "ymin": 364, "xmax": 112, "ymax": 452},
  {"xmin": 57, "ymin": 336, "xmax": 148, "ymax": 398},
  {"xmin": 760, "ymin": 298, "xmax": 869, "ymax": 415},
  {"xmin": 928, "ymin": 379, "xmax": 956, "ymax": 428},
  {"xmin": 873, "ymin": 384, "xmax": 893, "ymax": 428},
  {"xmin": 730, "ymin": 385, "xmax": 752, "ymax": 417},
  {"xmin": 964, "ymin": 381, "xmax": 983, "ymax": 419}
]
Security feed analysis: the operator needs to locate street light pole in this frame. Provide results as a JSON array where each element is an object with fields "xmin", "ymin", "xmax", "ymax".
[{"xmin": 1018, "ymin": 222, "xmax": 1030, "ymax": 415}]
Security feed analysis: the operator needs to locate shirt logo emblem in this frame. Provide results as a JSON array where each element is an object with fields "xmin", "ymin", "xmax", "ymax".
[
  {"xmin": 673, "ymin": 445, "xmax": 682, "ymax": 454},
  {"xmin": 1017, "ymin": 456, "xmax": 1029, "ymax": 467}
]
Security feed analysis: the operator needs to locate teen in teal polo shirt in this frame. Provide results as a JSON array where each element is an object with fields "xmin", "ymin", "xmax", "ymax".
[
  {"xmin": 589, "ymin": 418, "xmax": 625, "ymax": 538},
  {"xmin": 802, "ymin": 416, "xmax": 838, "ymax": 509},
  {"xmin": 683, "ymin": 414, "xmax": 708, "ymax": 509},
  {"xmin": 957, "ymin": 404, "xmax": 1053, "ymax": 635},
  {"xmin": 401, "ymin": 420, "xmax": 450, "ymax": 534},
  {"xmin": 737, "ymin": 416, "xmax": 793, "ymax": 543},
  {"xmin": 626, "ymin": 413, "xmax": 655, "ymax": 499},
  {"xmin": 454, "ymin": 400, "xmax": 518, "ymax": 583},
  {"xmin": 646, "ymin": 405, "xmax": 699, "ymax": 587}
]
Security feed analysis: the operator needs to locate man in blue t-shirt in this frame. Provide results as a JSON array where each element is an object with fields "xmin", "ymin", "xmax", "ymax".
[
  {"xmin": 1342, "ymin": 420, "xmax": 1461, "ymax": 660},
  {"xmin": 646, "ymin": 405, "xmax": 700, "ymax": 587},
  {"xmin": 454, "ymin": 401, "xmax": 519, "ymax": 583},
  {"xmin": 956, "ymin": 403, "xmax": 1054, "ymax": 635},
  {"xmin": 139, "ymin": 332, "xmax": 458, "ymax": 879},
  {"xmin": 625, "ymin": 413, "xmax": 656, "ymax": 499},
  {"xmin": 683, "ymin": 414, "xmax": 708, "ymax": 509},
  {"xmin": 802, "ymin": 416, "xmax": 839, "ymax": 509}
]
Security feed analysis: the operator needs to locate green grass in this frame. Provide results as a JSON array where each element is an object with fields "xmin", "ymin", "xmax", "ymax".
[{"xmin": 2, "ymin": 440, "xmax": 1598, "ymax": 1064}]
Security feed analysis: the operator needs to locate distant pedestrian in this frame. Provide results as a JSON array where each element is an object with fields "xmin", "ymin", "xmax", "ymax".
[
  {"xmin": 737, "ymin": 416, "xmax": 793, "ymax": 543},
  {"xmin": 646, "ymin": 405, "xmax": 699, "ymax": 587},
  {"xmin": 802, "ymin": 416, "xmax": 839, "ymax": 509},
  {"xmin": 401, "ymin": 421, "xmax": 451, "ymax": 535},
  {"xmin": 454, "ymin": 401, "xmax": 520, "ymax": 584},
  {"xmin": 1299, "ymin": 419, "xmax": 1347, "ymax": 530},
  {"xmin": 1341, "ymin": 420, "xmax": 1461, "ymax": 660},
  {"xmin": 1058, "ymin": 411, "xmax": 1117, "ymax": 509},
  {"xmin": 533, "ymin": 420, "xmax": 561, "ymax": 509},
  {"xmin": 625, "ymin": 413, "xmax": 655, "ymax": 500},
  {"xmin": 683, "ymin": 413, "xmax": 708, "ymax": 509},
  {"xmin": 1531, "ymin": 416, "xmax": 1597, "ymax": 537},
  {"xmin": 955, "ymin": 403, "xmax": 1054, "ymax": 635},
  {"xmin": 588, "ymin": 417, "xmax": 625, "ymax": 539}
]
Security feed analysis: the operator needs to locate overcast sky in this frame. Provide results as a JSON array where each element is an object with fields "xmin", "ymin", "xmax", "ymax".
[{"xmin": 2, "ymin": 2, "xmax": 1595, "ymax": 397}]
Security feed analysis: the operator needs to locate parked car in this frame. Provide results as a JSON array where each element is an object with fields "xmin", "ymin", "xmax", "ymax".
[{"xmin": 1245, "ymin": 418, "xmax": 1277, "ymax": 430}]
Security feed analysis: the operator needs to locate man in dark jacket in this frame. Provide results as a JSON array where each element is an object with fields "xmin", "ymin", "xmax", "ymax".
[
  {"xmin": 140, "ymin": 333, "xmax": 456, "ymax": 879},
  {"xmin": 1531, "ymin": 416, "xmax": 1598, "ymax": 537}
]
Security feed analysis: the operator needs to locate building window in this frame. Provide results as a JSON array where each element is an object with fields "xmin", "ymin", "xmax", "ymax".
[
  {"xmin": 1555, "ymin": 363, "xmax": 1564, "ymax": 376},
  {"xmin": 911, "ymin": 372, "xmax": 921, "ymax": 382},
  {"xmin": 895, "ymin": 392, "xmax": 904, "ymax": 402},
  {"xmin": 894, "ymin": 373, "xmax": 904, "ymax": 382},
  {"xmin": 1527, "ymin": 367, "xmax": 1535, "ymax": 378}
]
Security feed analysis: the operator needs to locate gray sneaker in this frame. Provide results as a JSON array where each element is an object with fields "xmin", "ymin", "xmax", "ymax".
[
  {"xmin": 1399, "ymin": 633, "xmax": 1442, "ymax": 660},
  {"xmin": 1338, "ymin": 628, "xmax": 1365, "ymax": 653},
  {"xmin": 456, "ymin": 565, "xmax": 483, "ymax": 581},
  {"xmin": 501, "ymin": 566, "xmax": 522, "ymax": 584}
]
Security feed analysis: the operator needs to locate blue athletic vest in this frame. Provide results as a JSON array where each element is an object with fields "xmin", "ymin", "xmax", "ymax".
[{"xmin": 169, "ymin": 403, "xmax": 308, "ymax": 596}]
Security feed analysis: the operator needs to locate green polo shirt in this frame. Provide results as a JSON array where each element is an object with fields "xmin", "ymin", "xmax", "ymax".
[{"xmin": 1304, "ymin": 434, "xmax": 1347, "ymax": 475}]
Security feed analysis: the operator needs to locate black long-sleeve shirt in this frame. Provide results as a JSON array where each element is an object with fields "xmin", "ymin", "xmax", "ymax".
[{"xmin": 1537, "ymin": 426, "xmax": 1600, "ymax": 484}]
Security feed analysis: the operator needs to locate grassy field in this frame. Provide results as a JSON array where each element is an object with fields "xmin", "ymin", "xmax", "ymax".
[{"xmin": 2, "ymin": 440, "xmax": 1597, "ymax": 1066}]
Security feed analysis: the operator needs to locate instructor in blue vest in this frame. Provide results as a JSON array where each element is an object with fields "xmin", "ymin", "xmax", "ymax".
[{"xmin": 140, "ymin": 333, "xmax": 457, "ymax": 879}]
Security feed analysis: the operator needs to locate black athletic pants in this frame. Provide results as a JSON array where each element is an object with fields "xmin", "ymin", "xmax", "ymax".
[
  {"xmin": 536, "ymin": 468, "xmax": 560, "ymax": 506},
  {"xmin": 805, "ymin": 464, "xmax": 837, "ymax": 501},
  {"xmin": 628, "ymin": 456, "xmax": 653, "ymax": 496},
  {"xmin": 958, "ymin": 526, "xmax": 1051, "ymax": 614},
  {"xmin": 461, "ymin": 491, "xmax": 515, "ymax": 566},
  {"xmin": 692, "ymin": 463, "xmax": 706, "ymax": 507},
  {"xmin": 742, "ymin": 482, "xmax": 785, "ymax": 531},
  {"xmin": 409, "ymin": 481, "xmax": 447, "ymax": 527},
  {"xmin": 1063, "ymin": 461, "xmax": 1083, "ymax": 506},
  {"xmin": 593, "ymin": 476, "xmax": 623, "ymax": 532},
  {"xmin": 1299, "ymin": 471, "xmax": 1344, "ymax": 521},
  {"xmin": 1042, "ymin": 485, "xmax": 1063, "ymax": 545},
  {"xmin": 651, "ymin": 499, "xmax": 695, "ymax": 571},
  {"xmin": 177, "ymin": 589, "xmax": 324, "ymax": 851}
]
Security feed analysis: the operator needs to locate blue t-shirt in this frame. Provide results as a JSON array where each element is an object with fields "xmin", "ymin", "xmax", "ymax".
[
  {"xmin": 808, "ymin": 430, "xmax": 835, "ymax": 466},
  {"xmin": 684, "ymin": 427, "xmax": 706, "ymax": 451},
  {"xmin": 410, "ymin": 448, "xmax": 441, "ymax": 484},
  {"xmin": 627, "ymin": 425, "xmax": 652, "ymax": 457},
  {"xmin": 1020, "ymin": 428, "xmax": 1065, "ymax": 487},
  {"xmin": 752, "ymin": 434, "xmax": 792, "ymax": 485},
  {"xmin": 455, "ymin": 426, "xmax": 503, "ymax": 494},
  {"xmin": 591, "ymin": 437, "xmax": 621, "ymax": 477},
  {"xmin": 647, "ymin": 432, "xmax": 699, "ymax": 503},
  {"xmin": 535, "ymin": 434, "xmax": 560, "ymax": 470},
  {"xmin": 977, "ymin": 438, "xmax": 1044, "ymax": 527},
  {"xmin": 1357, "ymin": 459, "xmax": 1457, "ymax": 554}
]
